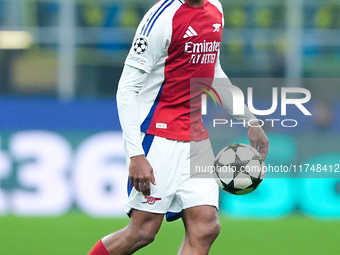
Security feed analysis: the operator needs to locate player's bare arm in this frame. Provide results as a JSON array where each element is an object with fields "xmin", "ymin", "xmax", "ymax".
[{"xmin": 129, "ymin": 155, "xmax": 156, "ymax": 196}]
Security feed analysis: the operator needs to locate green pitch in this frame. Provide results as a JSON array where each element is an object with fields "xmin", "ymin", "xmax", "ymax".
[{"xmin": 0, "ymin": 212, "xmax": 339, "ymax": 255}]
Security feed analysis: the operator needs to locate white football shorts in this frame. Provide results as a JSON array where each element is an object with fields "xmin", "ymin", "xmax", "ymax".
[{"xmin": 125, "ymin": 133, "xmax": 219, "ymax": 221}]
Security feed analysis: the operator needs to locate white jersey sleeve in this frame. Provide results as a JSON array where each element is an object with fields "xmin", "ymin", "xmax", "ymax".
[
  {"xmin": 214, "ymin": 55, "xmax": 258, "ymax": 129},
  {"xmin": 117, "ymin": 65, "xmax": 148, "ymax": 158},
  {"xmin": 124, "ymin": 2, "xmax": 173, "ymax": 73},
  {"xmin": 118, "ymin": 1, "xmax": 179, "ymax": 157},
  {"xmin": 211, "ymin": 0, "xmax": 256, "ymax": 128}
]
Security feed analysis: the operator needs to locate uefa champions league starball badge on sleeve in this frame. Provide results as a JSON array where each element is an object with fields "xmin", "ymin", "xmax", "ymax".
[{"xmin": 133, "ymin": 37, "xmax": 148, "ymax": 54}]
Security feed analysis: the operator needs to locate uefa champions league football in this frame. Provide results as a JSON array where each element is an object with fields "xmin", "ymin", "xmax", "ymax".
[{"xmin": 214, "ymin": 143, "xmax": 265, "ymax": 195}]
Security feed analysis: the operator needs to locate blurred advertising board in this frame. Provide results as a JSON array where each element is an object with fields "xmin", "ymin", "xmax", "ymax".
[{"xmin": 0, "ymin": 97, "xmax": 339, "ymax": 219}]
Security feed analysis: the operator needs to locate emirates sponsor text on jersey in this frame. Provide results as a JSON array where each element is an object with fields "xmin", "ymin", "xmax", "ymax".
[{"xmin": 184, "ymin": 40, "xmax": 221, "ymax": 64}]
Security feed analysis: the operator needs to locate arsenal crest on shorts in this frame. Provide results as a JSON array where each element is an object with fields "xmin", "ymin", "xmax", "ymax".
[{"xmin": 133, "ymin": 37, "xmax": 148, "ymax": 54}]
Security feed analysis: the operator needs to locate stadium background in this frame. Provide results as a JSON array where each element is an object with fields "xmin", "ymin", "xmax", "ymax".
[{"xmin": 0, "ymin": 0, "xmax": 339, "ymax": 254}]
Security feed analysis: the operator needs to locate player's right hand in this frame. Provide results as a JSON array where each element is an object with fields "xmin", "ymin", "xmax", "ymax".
[
  {"xmin": 247, "ymin": 122, "xmax": 269, "ymax": 160},
  {"xmin": 129, "ymin": 155, "xmax": 156, "ymax": 196}
]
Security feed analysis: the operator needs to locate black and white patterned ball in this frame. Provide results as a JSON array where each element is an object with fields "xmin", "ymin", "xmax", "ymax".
[
  {"xmin": 133, "ymin": 37, "xmax": 148, "ymax": 54},
  {"xmin": 214, "ymin": 143, "xmax": 265, "ymax": 195}
]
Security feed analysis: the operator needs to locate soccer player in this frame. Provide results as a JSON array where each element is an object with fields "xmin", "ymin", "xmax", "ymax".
[{"xmin": 88, "ymin": 0, "xmax": 269, "ymax": 254}]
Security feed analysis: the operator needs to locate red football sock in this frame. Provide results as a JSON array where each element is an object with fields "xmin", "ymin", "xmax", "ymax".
[{"xmin": 88, "ymin": 240, "xmax": 110, "ymax": 255}]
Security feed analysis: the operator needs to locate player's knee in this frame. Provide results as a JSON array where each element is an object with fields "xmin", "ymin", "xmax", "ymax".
[
  {"xmin": 205, "ymin": 220, "xmax": 221, "ymax": 241},
  {"xmin": 196, "ymin": 220, "xmax": 221, "ymax": 244},
  {"xmin": 127, "ymin": 225, "xmax": 156, "ymax": 247},
  {"xmin": 136, "ymin": 230, "xmax": 156, "ymax": 246},
  {"xmin": 213, "ymin": 221, "xmax": 221, "ymax": 239}
]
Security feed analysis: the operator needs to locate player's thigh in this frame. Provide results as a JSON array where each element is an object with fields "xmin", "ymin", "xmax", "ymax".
[
  {"xmin": 129, "ymin": 209, "xmax": 164, "ymax": 236},
  {"xmin": 126, "ymin": 135, "xmax": 188, "ymax": 215}
]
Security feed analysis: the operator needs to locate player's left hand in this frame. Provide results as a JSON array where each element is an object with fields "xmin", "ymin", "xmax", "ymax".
[{"xmin": 247, "ymin": 122, "xmax": 269, "ymax": 160}]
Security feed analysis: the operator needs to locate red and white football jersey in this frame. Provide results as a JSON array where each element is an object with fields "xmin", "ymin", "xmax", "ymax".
[{"xmin": 124, "ymin": 0, "xmax": 224, "ymax": 141}]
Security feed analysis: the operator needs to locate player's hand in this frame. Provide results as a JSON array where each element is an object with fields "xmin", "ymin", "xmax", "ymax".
[
  {"xmin": 129, "ymin": 155, "xmax": 156, "ymax": 196},
  {"xmin": 247, "ymin": 122, "xmax": 269, "ymax": 160}
]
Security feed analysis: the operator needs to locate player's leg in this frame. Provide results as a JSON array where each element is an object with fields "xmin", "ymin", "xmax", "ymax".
[
  {"xmin": 175, "ymin": 139, "xmax": 220, "ymax": 254},
  {"xmin": 178, "ymin": 205, "xmax": 220, "ymax": 255},
  {"xmin": 89, "ymin": 209, "xmax": 163, "ymax": 255},
  {"xmin": 90, "ymin": 135, "xmax": 181, "ymax": 254}
]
